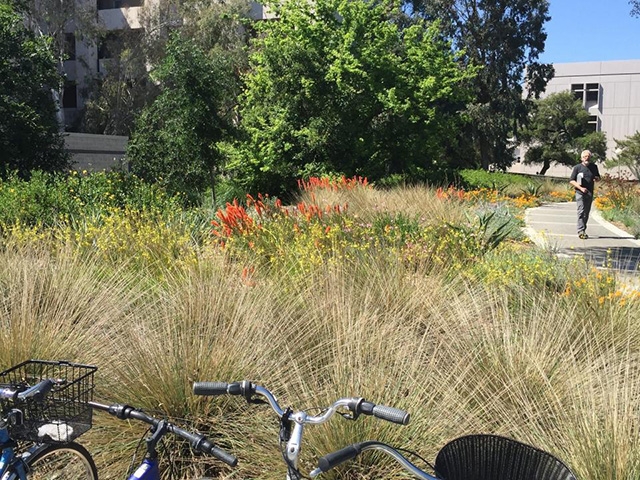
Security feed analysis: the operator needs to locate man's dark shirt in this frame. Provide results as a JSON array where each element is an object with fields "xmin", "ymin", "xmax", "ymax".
[{"xmin": 570, "ymin": 163, "xmax": 600, "ymax": 194}]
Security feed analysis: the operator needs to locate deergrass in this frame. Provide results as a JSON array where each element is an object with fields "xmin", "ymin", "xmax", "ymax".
[
  {"xmin": 299, "ymin": 183, "xmax": 468, "ymax": 226},
  {"xmin": 0, "ymin": 245, "xmax": 142, "ymax": 366},
  {"xmin": 0, "ymin": 182, "xmax": 639, "ymax": 479}
]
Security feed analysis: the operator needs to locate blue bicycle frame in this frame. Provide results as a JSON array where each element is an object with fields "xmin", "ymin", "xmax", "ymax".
[
  {"xmin": 0, "ymin": 381, "xmax": 55, "ymax": 480},
  {"xmin": 0, "ymin": 423, "xmax": 28, "ymax": 480},
  {"xmin": 128, "ymin": 458, "xmax": 160, "ymax": 480},
  {"xmin": 125, "ymin": 418, "xmax": 167, "ymax": 480},
  {"xmin": 88, "ymin": 401, "xmax": 236, "ymax": 480}
]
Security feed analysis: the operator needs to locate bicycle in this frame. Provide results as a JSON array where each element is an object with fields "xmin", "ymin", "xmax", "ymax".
[
  {"xmin": 88, "ymin": 400, "xmax": 237, "ymax": 480},
  {"xmin": 0, "ymin": 359, "xmax": 99, "ymax": 480},
  {"xmin": 193, "ymin": 381, "xmax": 578, "ymax": 480},
  {"xmin": 309, "ymin": 433, "xmax": 578, "ymax": 480},
  {"xmin": 192, "ymin": 380, "xmax": 410, "ymax": 480}
]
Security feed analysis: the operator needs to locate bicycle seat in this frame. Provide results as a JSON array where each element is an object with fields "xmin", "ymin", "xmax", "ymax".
[{"xmin": 434, "ymin": 434, "xmax": 577, "ymax": 480}]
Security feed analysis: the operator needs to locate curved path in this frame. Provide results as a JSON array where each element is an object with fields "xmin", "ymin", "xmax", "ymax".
[{"xmin": 524, "ymin": 202, "xmax": 640, "ymax": 286}]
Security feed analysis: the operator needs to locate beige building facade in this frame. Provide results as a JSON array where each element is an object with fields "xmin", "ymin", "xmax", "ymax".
[{"xmin": 512, "ymin": 60, "xmax": 640, "ymax": 179}]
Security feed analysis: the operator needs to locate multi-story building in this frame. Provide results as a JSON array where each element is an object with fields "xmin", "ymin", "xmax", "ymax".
[
  {"xmin": 512, "ymin": 59, "xmax": 640, "ymax": 178},
  {"xmin": 61, "ymin": 0, "xmax": 273, "ymax": 129},
  {"xmin": 61, "ymin": 1, "xmax": 146, "ymax": 127}
]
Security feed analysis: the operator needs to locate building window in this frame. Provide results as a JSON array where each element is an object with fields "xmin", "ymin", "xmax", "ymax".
[
  {"xmin": 65, "ymin": 33, "xmax": 76, "ymax": 61},
  {"xmin": 98, "ymin": 32, "xmax": 119, "ymax": 60},
  {"xmin": 586, "ymin": 83, "xmax": 599, "ymax": 102},
  {"xmin": 571, "ymin": 83, "xmax": 584, "ymax": 102},
  {"xmin": 97, "ymin": 0, "xmax": 143, "ymax": 9},
  {"xmin": 62, "ymin": 83, "xmax": 77, "ymax": 109},
  {"xmin": 571, "ymin": 82, "xmax": 601, "ymax": 105},
  {"xmin": 571, "ymin": 83, "xmax": 601, "ymax": 131}
]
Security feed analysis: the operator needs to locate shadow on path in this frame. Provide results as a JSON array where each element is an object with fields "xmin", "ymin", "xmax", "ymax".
[{"xmin": 560, "ymin": 246, "xmax": 640, "ymax": 271}]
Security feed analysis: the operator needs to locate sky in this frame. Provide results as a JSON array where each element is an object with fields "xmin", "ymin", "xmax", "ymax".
[{"xmin": 538, "ymin": 0, "xmax": 640, "ymax": 64}]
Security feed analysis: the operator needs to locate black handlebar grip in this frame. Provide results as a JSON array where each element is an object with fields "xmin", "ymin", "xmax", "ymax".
[
  {"xmin": 174, "ymin": 426, "xmax": 238, "ymax": 467},
  {"xmin": 372, "ymin": 405, "xmax": 410, "ymax": 425},
  {"xmin": 193, "ymin": 382, "xmax": 230, "ymax": 396},
  {"xmin": 201, "ymin": 440, "xmax": 238, "ymax": 467},
  {"xmin": 17, "ymin": 379, "xmax": 55, "ymax": 401},
  {"xmin": 317, "ymin": 443, "xmax": 364, "ymax": 473}
]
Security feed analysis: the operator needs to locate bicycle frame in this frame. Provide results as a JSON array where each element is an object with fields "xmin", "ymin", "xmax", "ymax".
[
  {"xmin": 89, "ymin": 401, "xmax": 236, "ymax": 480},
  {"xmin": 0, "ymin": 380, "xmax": 57, "ymax": 480},
  {"xmin": 124, "ymin": 418, "xmax": 169, "ymax": 480},
  {"xmin": 0, "ymin": 423, "xmax": 28, "ymax": 480}
]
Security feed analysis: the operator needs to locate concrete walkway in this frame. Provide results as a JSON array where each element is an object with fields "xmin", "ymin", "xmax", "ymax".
[{"xmin": 524, "ymin": 201, "xmax": 640, "ymax": 276}]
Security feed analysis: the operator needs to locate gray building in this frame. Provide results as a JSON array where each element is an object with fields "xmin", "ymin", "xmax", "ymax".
[
  {"xmin": 61, "ymin": 0, "xmax": 273, "ymax": 129},
  {"xmin": 511, "ymin": 60, "xmax": 640, "ymax": 178}
]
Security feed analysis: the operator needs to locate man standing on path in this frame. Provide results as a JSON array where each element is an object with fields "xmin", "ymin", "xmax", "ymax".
[{"xmin": 569, "ymin": 149, "xmax": 601, "ymax": 239}]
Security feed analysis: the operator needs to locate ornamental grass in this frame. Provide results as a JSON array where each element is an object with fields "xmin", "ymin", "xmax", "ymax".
[{"xmin": 0, "ymin": 176, "xmax": 637, "ymax": 479}]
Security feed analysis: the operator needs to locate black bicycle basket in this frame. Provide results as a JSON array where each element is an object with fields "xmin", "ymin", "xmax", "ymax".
[
  {"xmin": 0, "ymin": 360, "xmax": 97, "ymax": 443},
  {"xmin": 434, "ymin": 434, "xmax": 577, "ymax": 480}
]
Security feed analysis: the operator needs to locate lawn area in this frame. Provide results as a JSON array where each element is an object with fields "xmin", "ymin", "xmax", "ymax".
[{"xmin": 0, "ymin": 171, "xmax": 638, "ymax": 479}]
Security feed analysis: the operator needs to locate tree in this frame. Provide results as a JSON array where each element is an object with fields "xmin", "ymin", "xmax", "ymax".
[
  {"xmin": 80, "ymin": 30, "xmax": 159, "ymax": 136},
  {"xmin": 0, "ymin": 2, "xmax": 69, "ymax": 178},
  {"xmin": 631, "ymin": 0, "xmax": 640, "ymax": 17},
  {"xmin": 231, "ymin": 0, "xmax": 475, "ymax": 195},
  {"xmin": 410, "ymin": 0, "xmax": 554, "ymax": 171},
  {"xmin": 9, "ymin": 0, "xmax": 99, "ymax": 128},
  {"xmin": 126, "ymin": 33, "xmax": 236, "ymax": 204},
  {"xmin": 80, "ymin": 0, "xmax": 249, "ymax": 137},
  {"xmin": 519, "ymin": 91, "xmax": 606, "ymax": 175},
  {"xmin": 607, "ymin": 132, "xmax": 640, "ymax": 180}
]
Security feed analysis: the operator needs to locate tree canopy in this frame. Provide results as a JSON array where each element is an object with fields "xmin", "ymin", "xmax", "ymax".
[
  {"xmin": 410, "ymin": 0, "xmax": 554, "ymax": 171},
  {"xmin": 230, "ymin": 0, "xmax": 475, "ymax": 195},
  {"xmin": 0, "ymin": 2, "xmax": 69, "ymax": 178},
  {"xmin": 607, "ymin": 131, "xmax": 640, "ymax": 180},
  {"xmin": 126, "ymin": 33, "xmax": 237, "ymax": 203},
  {"xmin": 82, "ymin": 0, "xmax": 249, "ymax": 136},
  {"xmin": 519, "ymin": 91, "xmax": 606, "ymax": 175}
]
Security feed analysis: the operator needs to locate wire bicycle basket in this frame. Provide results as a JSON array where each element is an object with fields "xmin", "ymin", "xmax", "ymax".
[{"xmin": 0, "ymin": 360, "xmax": 97, "ymax": 443}]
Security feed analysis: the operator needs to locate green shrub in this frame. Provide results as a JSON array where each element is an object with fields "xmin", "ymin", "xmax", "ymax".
[
  {"xmin": 0, "ymin": 170, "xmax": 184, "ymax": 231},
  {"xmin": 457, "ymin": 169, "xmax": 537, "ymax": 191}
]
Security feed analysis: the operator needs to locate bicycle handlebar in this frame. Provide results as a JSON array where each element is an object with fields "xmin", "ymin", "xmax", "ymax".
[
  {"xmin": 192, "ymin": 381, "xmax": 410, "ymax": 426},
  {"xmin": 88, "ymin": 401, "xmax": 237, "ymax": 467},
  {"xmin": 310, "ymin": 441, "xmax": 436, "ymax": 479},
  {"xmin": 0, "ymin": 379, "xmax": 55, "ymax": 402}
]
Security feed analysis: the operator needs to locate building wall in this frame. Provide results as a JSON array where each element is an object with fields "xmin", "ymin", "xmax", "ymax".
[
  {"xmin": 64, "ymin": 133, "xmax": 128, "ymax": 171},
  {"xmin": 511, "ymin": 60, "xmax": 640, "ymax": 180},
  {"xmin": 543, "ymin": 60, "xmax": 640, "ymax": 158},
  {"xmin": 61, "ymin": 0, "xmax": 270, "ymax": 127}
]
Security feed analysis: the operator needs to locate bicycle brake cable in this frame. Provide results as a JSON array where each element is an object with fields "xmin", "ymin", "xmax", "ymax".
[
  {"xmin": 394, "ymin": 446, "xmax": 435, "ymax": 473},
  {"xmin": 128, "ymin": 427, "xmax": 152, "ymax": 478}
]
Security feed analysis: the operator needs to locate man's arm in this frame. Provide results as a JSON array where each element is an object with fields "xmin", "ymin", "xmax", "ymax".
[
  {"xmin": 569, "ymin": 179, "xmax": 587, "ymax": 193},
  {"xmin": 569, "ymin": 166, "xmax": 586, "ymax": 192}
]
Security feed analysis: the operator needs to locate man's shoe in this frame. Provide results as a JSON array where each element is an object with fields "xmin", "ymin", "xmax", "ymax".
[{"xmin": 578, "ymin": 233, "xmax": 589, "ymax": 239}]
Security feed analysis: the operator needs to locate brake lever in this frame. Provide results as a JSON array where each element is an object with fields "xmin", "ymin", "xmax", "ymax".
[{"xmin": 339, "ymin": 411, "xmax": 357, "ymax": 421}]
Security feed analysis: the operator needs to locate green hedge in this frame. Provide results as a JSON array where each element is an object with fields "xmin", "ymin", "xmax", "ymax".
[{"xmin": 456, "ymin": 169, "xmax": 539, "ymax": 190}]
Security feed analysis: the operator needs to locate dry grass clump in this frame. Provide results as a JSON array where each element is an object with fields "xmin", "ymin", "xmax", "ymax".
[
  {"xmin": 299, "ymin": 183, "xmax": 468, "ymax": 226},
  {"xmin": 0, "ymin": 245, "xmax": 142, "ymax": 366},
  {"xmin": 0, "ymin": 184, "xmax": 638, "ymax": 479}
]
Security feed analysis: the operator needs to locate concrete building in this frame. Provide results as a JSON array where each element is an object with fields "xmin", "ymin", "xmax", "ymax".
[
  {"xmin": 511, "ymin": 60, "xmax": 640, "ymax": 179},
  {"xmin": 61, "ymin": 0, "xmax": 272, "ymax": 129},
  {"xmin": 61, "ymin": 2, "xmax": 148, "ymax": 128}
]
